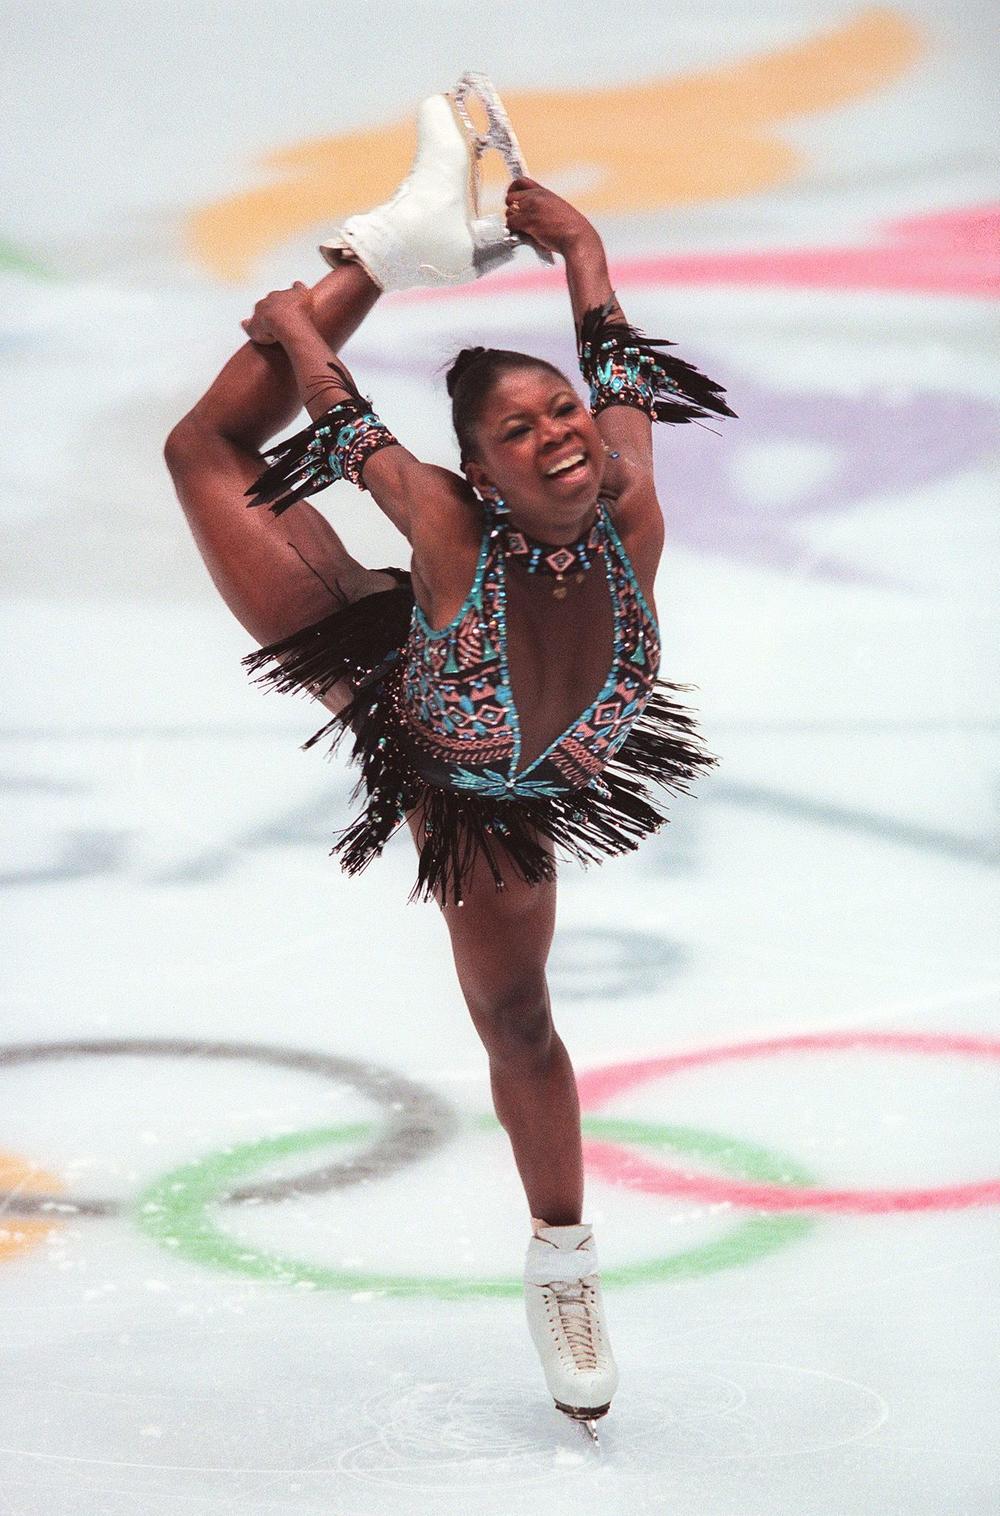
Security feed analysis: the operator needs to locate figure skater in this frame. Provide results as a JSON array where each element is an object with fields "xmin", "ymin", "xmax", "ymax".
[{"xmin": 163, "ymin": 75, "xmax": 735, "ymax": 1441}]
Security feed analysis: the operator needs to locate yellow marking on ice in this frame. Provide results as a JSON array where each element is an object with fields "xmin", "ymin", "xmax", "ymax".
[
  {"xmin": 0, "ymin": 1151, "xmax": 66, "ymax": 1260},
  {"xmin": 188, "ymin": 8, "xmax": 923, "ymax": 281}
]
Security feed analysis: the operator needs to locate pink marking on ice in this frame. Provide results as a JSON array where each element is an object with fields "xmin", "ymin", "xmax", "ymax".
[
  {"xmin": 581, "ymin": 1139, "xmax": 1000, "ymax": 1215},
  {"xmin": 577, "ymin": 1031, "xmax": 1000, "ymax": 1213},
  {"xmin": 576, "ymin": 1031, "xmax": 1000, "ymax": 1109},
  {"xmin": 393, "ymin": 203, "xmax": 1000, "ymax": 303}
]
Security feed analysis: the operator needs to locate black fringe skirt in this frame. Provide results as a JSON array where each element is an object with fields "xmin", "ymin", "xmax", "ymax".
[{"xmin": 241, "ymin": 569, "xmax": 720, "ymax": 906}]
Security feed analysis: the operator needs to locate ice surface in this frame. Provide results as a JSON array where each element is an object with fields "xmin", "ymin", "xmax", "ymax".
[{"xmin": 1, "ymin": 2, "xmax": 998, "ymax": 1512}]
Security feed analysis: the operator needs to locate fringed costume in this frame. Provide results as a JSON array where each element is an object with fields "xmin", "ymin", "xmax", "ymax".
[{"xmin": 241, "ymin": 297, "xmax": 736, "ymax": 905}]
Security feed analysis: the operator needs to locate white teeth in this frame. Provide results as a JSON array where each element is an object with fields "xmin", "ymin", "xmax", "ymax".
[{"xmin": 545, "ymin": 453, "xmax": 585, "ymax": 477}]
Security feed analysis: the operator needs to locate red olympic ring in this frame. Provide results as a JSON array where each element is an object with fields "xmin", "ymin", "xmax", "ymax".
[{"xmin": 576, "ymin": 1031, "xmax": 1000, "ymax": 1214}]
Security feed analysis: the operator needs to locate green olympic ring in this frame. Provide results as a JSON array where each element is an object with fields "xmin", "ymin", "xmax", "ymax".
[{"xmin": 132, "ymin": 1114, "xmax": 817, "ymax": 1298}]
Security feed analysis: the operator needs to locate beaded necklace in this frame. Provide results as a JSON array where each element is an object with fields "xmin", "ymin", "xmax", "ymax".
[
  {"xmin": 485, "ymin": 453, "xmax": 620, "ymax": 600},
  {"xmin": 497, "ymin": 511, "xmax": 604, "ymax": 599}
]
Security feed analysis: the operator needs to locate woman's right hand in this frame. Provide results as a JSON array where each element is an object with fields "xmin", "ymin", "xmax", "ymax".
[
  {"xmin": 241, "ymin": 282, "xmax": 315, "ymax": 345},
  {"xmin": 504, "ymin": 177, "xmax": 598, "ymax": 257}
]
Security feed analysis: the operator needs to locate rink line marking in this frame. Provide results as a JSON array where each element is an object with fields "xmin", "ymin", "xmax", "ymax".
[
  {"xmin": 4, "ymin": 718, "xmax": 1000, "ymax": 739},
  {"xmin": 0, "ymin": 1447, "xmax": 352, "ymax": 1474}
]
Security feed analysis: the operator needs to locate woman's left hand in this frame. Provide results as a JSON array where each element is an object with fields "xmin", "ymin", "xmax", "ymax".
[
  {"xmin": 504, "ymin": 177, "xmax": 597, "ymax": 256},
  {"xmin": 241, "ymin": 282, "xmax": 315, "ymax": 345}
]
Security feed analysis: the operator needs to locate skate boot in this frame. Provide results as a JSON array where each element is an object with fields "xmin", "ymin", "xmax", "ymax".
[
  {"xmin": 523, "ymin": 1218, "xmax": 619, "ymax": 1443},
  {"xmin": 319, "ymin": 71, "xmax": 554, "ymax": 291}
]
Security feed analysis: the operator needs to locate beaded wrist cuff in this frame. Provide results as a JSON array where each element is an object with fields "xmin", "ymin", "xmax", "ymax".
[
  {"xmin": 583, "ymin": 343, "xmax": 659, "ymax": 420},
  {"xmin": 577, "ymin": 295, "xmax": 737, "ymax": 428},
  {"xmin": 244, "ymin": 364, "xmax": 399, "ymax": 516},
  {"xmin": 325, "ymin": 409, "xmax": 399, "ymax": 491}
]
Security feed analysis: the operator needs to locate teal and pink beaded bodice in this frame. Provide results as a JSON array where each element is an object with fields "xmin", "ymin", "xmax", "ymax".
[
  {"xmin": 389, "ymin": 498, "xmax": 661, "ymax": 799},
  {"xmin": 241, "ymin": 295, "xmax": 734, "ymax": 905}
]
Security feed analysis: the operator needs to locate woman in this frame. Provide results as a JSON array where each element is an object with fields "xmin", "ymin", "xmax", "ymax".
[{"xmin": 164, "ymin": 85, "xmax": 735, "ymax": 1437}]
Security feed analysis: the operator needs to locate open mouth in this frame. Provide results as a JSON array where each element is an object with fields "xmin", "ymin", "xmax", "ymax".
[{"xmin": 543, "ymin": 452, "xmax": 589, "ymax": 483}]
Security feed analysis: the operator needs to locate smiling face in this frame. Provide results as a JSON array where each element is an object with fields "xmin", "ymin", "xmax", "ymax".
[{"xmin": 463, "ymin": 364, "xmax": 605, "ymax": 538}]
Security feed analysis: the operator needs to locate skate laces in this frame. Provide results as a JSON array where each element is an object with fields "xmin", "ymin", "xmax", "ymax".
[{"xmin": 545, "ymin": 1277, "xmax": 600, "ymax": 1370}]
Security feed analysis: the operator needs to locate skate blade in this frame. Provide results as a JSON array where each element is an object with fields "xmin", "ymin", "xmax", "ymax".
[
  {"xmin": 554, "ymin": 1398, "xmax": 610, "ymax": 1445},
  {"xmin": 449, "ymin": 71, "xmax": 556, "ymax": 267}
]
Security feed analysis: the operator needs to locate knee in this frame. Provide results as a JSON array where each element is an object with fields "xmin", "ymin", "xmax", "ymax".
[{"xmin": 471, "ymin": 978, "xmax": 554, "ymax": 1065}]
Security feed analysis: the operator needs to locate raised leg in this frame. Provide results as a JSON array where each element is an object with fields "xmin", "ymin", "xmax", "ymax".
[
  {"xmin": 407, "ymin": 806, "xmax": 583, "ymax": 1226},
  {"xmin": 164, "ymin": 261, "xmax": 396, "ymax": 696}
]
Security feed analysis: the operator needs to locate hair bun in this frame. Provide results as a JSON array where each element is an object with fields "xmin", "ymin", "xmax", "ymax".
[{"xmin": 445, "ymin": 346, "xmax": 490, "ymax": 397}]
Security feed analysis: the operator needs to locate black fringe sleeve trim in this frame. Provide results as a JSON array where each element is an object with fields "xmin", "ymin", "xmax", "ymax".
[
  {"xmin": 578, "ymin": 294, "xmax": 737, "ymax": 427},
  {"xmin": 243, "ymin": 362, "xmax": 398, "ymax": 517}
]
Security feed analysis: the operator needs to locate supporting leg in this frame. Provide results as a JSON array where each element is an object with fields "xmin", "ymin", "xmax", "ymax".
[
  {"xmin": 489, "ymin": 1022, "xmax": 585, "ymax": 1227},
  {"xmin": 406, "ymin": 807, "xmax": 584, "ymax": 1225}
]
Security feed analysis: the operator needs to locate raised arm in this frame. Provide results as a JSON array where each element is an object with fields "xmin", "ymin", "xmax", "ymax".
[
  {"xmin": 504, "ymin": 179, "xmax": 737, "ymax": 506},
  {"xmin": 549, "ymin": 214, "xmax": 656, "ymax": 476},
  {"xmin": 240, "ymin": 284, "xmax": 471, "ymax": 546}
]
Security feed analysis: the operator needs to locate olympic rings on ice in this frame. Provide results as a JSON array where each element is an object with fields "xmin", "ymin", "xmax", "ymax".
[{"xmin": 0, "ymin": 1038, "xmax": 458, "ymax": 1216}]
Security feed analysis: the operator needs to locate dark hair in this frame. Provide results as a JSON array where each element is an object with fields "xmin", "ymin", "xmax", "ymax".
[{"xmin": 442, "ymin": 347, "xmax": 568, "ymax": 466}]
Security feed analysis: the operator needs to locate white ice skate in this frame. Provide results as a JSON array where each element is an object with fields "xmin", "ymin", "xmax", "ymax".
[
  {"xmin": 523, "ymin": 1219, "xmax": 619, "ymax": 1444},
  {"xmin": 319, "ymin": 71, "xmax": 554, "ymax": 292}
]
